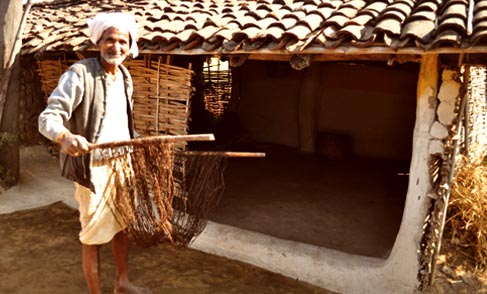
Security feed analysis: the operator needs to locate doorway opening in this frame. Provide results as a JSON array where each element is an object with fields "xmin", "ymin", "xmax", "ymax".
[{"xmin": 191, "ymin": 59, "xmax": 418, "ymax": 258}]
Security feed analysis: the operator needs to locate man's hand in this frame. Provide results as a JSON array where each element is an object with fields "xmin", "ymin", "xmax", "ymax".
[{"xmin": 57, "ymin": 131, "xmax": 91, "ymax": 157}]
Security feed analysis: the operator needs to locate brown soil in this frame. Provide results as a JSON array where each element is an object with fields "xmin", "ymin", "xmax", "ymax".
[
  {"xmin": 422, "ymin": 233, "xmax": 487, "ymax": 294},
  {"xmin": 0, "ymin": 201, "xmax": 334, "ymax": 294},
  {"xmin": 2, "ymin": 199, "xmax": 487, "ymax": 293}
]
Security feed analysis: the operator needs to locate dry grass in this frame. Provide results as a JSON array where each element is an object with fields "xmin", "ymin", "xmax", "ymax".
[{"xmin": 448, "ymin": 159, "xmax": 487, "ymax": 271}]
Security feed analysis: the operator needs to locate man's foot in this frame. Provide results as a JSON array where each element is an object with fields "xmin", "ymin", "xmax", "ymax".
[{"xmin": 114, "ymin": 283, "xmax": 152, "ymax": 294}]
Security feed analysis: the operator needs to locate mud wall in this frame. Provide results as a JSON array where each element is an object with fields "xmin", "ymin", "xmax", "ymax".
[{"xmin": 236, "ymin": 60, "xmax": 418, "ymax": 161}]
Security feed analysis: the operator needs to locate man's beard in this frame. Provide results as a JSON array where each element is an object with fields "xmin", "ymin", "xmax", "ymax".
[{"xmin": 101, "ymin": 52, "xmax": 127, "ymax": 65}]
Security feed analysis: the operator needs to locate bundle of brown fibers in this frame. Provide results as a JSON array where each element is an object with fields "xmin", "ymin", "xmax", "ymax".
[
  {"xmin": 100, "ymin": 142, "xmax": 176, "ymax": 247},
  {"xmin": 448, "ymin": 160, "xmax": 487, "ymax": 270},
  {"xmin": 92, "ymin": 138, "xmax": 229, "ymax": 247}
]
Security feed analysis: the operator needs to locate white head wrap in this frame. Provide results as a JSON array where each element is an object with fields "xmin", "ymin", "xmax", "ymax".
[{"xmin": 86, "ymin": 12, "xmax": 139, "ymax": 58}]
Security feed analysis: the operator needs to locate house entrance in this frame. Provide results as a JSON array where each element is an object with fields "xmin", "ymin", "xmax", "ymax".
[{"xmin": 194, "ymin": 59, "xmax": 419, "ymax": 258}]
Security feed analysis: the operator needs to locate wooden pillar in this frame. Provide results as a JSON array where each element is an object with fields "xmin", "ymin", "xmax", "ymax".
[
  {"xmin": 0, "ymin": 0, "xmax": 22, "ymax": 186},
  {"xmin": 297, "ymin": 63, "xmax": 319, "ymax": 153}
]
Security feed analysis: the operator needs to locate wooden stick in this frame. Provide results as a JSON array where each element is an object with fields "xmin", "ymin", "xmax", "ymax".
[
  {"xmin": 90, "ymin": 134, "xmax": 215, "ymax": 150},
  {"xmin": 155, "ymin": 55, "xmax": 161, "ymax": 133},
  {"xmin": 183, "ymin": 151, "xmax": 266, "ymax": 158}
]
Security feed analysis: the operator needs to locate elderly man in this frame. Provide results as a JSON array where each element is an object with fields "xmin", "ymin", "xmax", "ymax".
[{"xmin": 38, "ymin": 12, "xmax": 151, "ymax": 294}]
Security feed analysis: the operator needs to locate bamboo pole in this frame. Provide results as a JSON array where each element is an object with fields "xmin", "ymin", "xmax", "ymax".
[
  {"xmin": 464, "ymin": 65, "xmax": 470, "ymax": 155},
  {"xmin": 0, "ymin": 0, "xmax": 32, "ymax": 126},
  {"xmin": 155, "ymin": 55, "xmax": 161, "ymax": 133},
  {"xmin": 90, "ymin": 134, "xmax": 215, "ymax": 150}
]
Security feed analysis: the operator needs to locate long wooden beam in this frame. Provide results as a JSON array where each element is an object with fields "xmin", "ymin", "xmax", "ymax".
[
  {"xmin": 139, "ymin": 45, "xmax": 487, "ymax": 56},
  {"xmin": 248, "ymin": 53, "xmax": 421, "ymax": 63}
]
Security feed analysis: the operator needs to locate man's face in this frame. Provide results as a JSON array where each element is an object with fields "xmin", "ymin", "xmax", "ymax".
[{"xmin": 98, "ymin": 27, "xmax": 130, "ymax": 66}]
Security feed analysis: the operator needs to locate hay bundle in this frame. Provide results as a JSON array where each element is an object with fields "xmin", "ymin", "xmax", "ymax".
[{"xmin": 448, "ymin": 159, "xmax": 487, "ymax": 270}]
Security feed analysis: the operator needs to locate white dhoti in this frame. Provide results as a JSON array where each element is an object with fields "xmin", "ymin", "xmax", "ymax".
[{"xmin": 74, "ymin": 163, "xmax": 126, "ymax": 245}]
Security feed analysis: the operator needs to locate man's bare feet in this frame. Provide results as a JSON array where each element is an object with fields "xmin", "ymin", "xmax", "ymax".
[{"xmin": 114, "ymin": 282, "xmax": 152, "ymax": 294}]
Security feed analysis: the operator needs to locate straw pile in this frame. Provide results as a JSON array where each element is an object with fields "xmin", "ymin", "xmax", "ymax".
[{"xmin": 448, "ymin": 158, "xmax": 487, "ymax": 270}]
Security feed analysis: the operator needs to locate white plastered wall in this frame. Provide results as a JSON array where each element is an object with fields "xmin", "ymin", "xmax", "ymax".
[{"xmin": 190, "ymin": 55, "xmax": 439, "ymax": 293}]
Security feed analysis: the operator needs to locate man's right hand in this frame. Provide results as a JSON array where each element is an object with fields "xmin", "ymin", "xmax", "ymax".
[{"xmin": 57, "ymin": 132, "xmax": 91, "ymax": 157}]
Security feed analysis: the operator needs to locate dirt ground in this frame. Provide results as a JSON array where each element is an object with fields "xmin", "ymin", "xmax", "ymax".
[
  {"xmin": 0, "ymin": 201, "xmax": 334, "ymax": 294},
  {"xmin": 2, "ymin": 202, "xmax": 487, "ymax": 293},
  {"xmin": 422, "ymin": 235, "xmax": 487, "ymax": 294},
  {"xmin": 1, "ymin": 143, "xmax": 486, "ymax": 294}
]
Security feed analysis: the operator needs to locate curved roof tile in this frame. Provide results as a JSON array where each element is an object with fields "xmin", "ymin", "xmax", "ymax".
[
  {"xmin": 431, "ymin": 30, "xmax": 463, "ymax": 48},
  {"xmin": 375, "ymin": 17, "xmax": 403, "ymax": 36},
  {"xmin": 401, "ymin": 20, "xmax": 435, "ymax": 41}
]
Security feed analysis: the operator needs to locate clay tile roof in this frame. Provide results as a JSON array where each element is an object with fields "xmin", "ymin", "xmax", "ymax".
[{"xmin": 21, "ymin": 0, "xmax": 487, "ymax": 56}]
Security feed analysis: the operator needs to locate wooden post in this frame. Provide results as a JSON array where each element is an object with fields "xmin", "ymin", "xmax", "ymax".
[
  {"xmin": 297, "ymin": 63, "xmax": 319, "ymax": 153},
  {"xmin": 0, "ymin": 0, "xmax": 23, "ymax": 187}
]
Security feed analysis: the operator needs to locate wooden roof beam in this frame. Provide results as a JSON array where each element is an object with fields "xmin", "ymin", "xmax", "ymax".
[{"xmin": 138, "ymin": 45, "xmax": 487, "ymax": 57}]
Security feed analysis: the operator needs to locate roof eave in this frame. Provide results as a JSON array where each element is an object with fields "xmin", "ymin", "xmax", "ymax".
[{"xmin": 138, "ymin": 45, "xmax": 487, "ymax": 56}]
